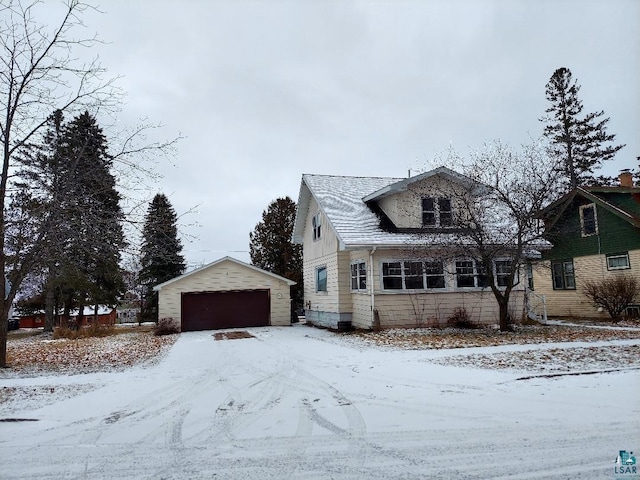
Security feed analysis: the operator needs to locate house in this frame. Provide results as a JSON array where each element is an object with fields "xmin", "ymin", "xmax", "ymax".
[
  {"xmin": 532, "ymin": 171, "xmax": 640, "ymax": 319},
  {"xmin": 16, "ymin": 306, "xmax": 117, "ymax": 328},
  {"xmin": 292, "ymin": 167, "xmax": 529, "ymax": 330},
  {"xmin": 154, "ymin": 256, "xmax": 296, "ymax": 331}
]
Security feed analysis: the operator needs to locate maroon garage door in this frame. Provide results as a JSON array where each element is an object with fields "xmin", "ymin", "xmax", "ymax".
[{"xmin": 181, "ymin": 290, "xmax": 270, "ymax": 331}]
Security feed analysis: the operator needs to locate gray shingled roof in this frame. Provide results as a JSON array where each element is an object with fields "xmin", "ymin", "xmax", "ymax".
[
  {"xmin": 293, "ymin": 173, "xmax": 460, "ymax": 249},
  {"xmin": 293, "ymin": 171, "xmax": 550, "ymax": 253}
]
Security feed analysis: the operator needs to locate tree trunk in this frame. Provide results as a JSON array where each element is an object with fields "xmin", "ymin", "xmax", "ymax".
[
  {"xmin": 498, "ymin": 300, "xmax": 512, "ymax": 332},
  {"xmin": 44, "ymin": 281, "xmax": 55, "ymax": 333}
]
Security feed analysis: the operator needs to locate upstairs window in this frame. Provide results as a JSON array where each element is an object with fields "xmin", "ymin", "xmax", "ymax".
[
  {"xmin": 350, "ymin": 261, "xmax": 367, "ymax": 290},
  {"xmin": 606, "ymin": 252, "xmax": 630, "ymax": 270},
  {"xmin": 579, "ymin": 204, "xmax": 598, "ymax": 236},
  {"xmin": 552, "ymin": 260, "xmax": 575, "ymax": 290},
  {"xmin": 422, "ymin": 197, "xmax": 453, "ymax": 227},
  {"xmin": 312, "ymin": 212, "xmax": 322, "ymax": 240}
]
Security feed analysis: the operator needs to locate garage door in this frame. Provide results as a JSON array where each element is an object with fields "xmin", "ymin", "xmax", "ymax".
[{"xmin": 181, "ymin": 290, "xmax": 270, "ymax": 331}]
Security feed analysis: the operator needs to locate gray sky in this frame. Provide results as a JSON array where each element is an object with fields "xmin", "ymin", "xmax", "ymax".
[{"xmin": 60, "ymin": 0, "xmax": 639, "ymax": 268}]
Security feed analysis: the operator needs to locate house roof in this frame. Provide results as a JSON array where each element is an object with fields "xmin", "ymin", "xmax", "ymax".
[
  {"xmin": 540, "ymin": 186, "xmax": 640, "ymax": 230},
  {"xmin": 153, "ymin": 256, "xmax": 296, "ymax": 291},
  {"xmin": 292, "ymin": 168, "xmax": 541, "ymax": 251}
]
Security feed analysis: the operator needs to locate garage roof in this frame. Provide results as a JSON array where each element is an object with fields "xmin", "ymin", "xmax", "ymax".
[{"xmin": 153, "ymin": 256, "xmax": 296, "ymax": 291}]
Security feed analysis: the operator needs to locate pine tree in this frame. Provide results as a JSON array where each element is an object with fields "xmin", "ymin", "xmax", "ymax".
[
  {"xmin": 139, "ymin": 194, "xmax": 185, "ymax": 321},
  {"xmin": 249, "ymin": 197, "xmax": 303, "ymax": 307},
  {"xmin": 540, "ymin": 67, "xmax": 624, "ymax": 189},
  {"xmin": 57, "ymin": 111, "xmax": 125, "ymax": 324}
]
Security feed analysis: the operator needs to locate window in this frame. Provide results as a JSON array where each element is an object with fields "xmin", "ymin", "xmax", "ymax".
[
  {"xmin": 422, "ymin": 197, "xmax": 453, "ymax": 227},
  {"xmin": 381, "ymin": 260, "xmax": 446, "ymax": 290},
  {"xmin": 456, "ymin": 260, "xmax": 490, "ymax": 288},
  {"xmin": 579, "ymin": 204, "xmax": 598, "ymax": 236},
  {"xmin": 312, "ymin": 212, "xmax": 322, "ymax": 240},
  {"xmin": 316, "ymin": 266, "xmax": 327, "ymax": 292},
  {"xmin": 526, "ymin": 263, "xmax": 534, "ymax": 290},
  {"xmin": 552, "ymin": 260, "xmax": 575, "ymax": 290},
  {"xmin": 350, "ymin": 261, "xmax": 367, "ymax": 290},
  {"xmin": 494, "ymin": 260, "xmax": 512, "ymax": 287},
  {"xmin": 606, "ymin": 252, "xmax": 630, "ymax": 270}
]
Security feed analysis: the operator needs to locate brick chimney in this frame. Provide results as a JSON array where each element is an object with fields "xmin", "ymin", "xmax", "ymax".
[{"xmin": 619, "ymin": 170, "xmax": 633, "ymax": 187}]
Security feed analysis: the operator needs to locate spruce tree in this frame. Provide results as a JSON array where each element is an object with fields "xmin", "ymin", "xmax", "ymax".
[
  {"xmin": 139, "ymin": 194, "xmax": 186, "ymax": 321},
  {"xmin": 540, "ymin": 67, "xmax": 624, "ymax": 189},
  {"xmin": 249, "ymin": 197, "xmax": 303, "ymax": 307}
]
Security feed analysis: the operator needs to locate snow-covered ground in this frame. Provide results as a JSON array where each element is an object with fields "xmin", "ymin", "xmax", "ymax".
[{"xmin": 0, "ymin": 324, "xmax": 638, "ymax": 479}]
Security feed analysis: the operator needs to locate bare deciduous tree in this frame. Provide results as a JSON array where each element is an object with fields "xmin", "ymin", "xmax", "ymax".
[{"xmin": 0, "ymin": 1, "xmax": 179, "ymax": 367}]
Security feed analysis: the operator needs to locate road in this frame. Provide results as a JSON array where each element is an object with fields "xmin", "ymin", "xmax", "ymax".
[{"xmin": 1, "ymin": 325, "xmax": 637, "ymax": 479}]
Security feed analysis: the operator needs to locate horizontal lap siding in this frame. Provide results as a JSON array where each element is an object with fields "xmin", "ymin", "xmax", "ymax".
[
  {"xmin": 374, "ymin": 290, "xmax": 525, "ymax": 328},
  {"xmin": 158, "ymin": 260, "xmax": 292, "ymax": 327},
  {"xmin": 533, "ymin": 250, "xmax": 640, "ymax": 319}
]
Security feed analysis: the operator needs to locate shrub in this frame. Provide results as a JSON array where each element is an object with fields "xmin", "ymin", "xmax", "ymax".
[
  {"xmin": 447, "ymin": 307, "xmax": 479, "ymax": 329},
  {"xmin": 53, "ymin": 323, "xmax": 115, "ymax": 340},
  {"xmin": 582, "ymin": 275, "xmax": 639, "ymax": 321},
  {"xmin": 154, "ymin": 318, "xmax": 180, "ymax": 336}
]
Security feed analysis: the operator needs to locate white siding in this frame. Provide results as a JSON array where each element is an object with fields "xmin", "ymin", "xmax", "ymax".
[{"xmin": 157, "ymin": 259, "xmax": 292, "ymax": 328}]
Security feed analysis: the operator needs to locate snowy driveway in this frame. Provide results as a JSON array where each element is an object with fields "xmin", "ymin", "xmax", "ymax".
[{"xmin": 1, "ymin": 325, "xmax": 638, "ymax": 479}]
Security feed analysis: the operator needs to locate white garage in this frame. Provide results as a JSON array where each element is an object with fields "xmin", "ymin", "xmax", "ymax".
[{"xmin": 154, "ymin": 256, "xmax": 296, "ymax": 332}]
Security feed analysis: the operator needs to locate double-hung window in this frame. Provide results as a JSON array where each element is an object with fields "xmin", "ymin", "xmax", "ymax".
[
  {"xmin": 350, "ymin": 261, "xmax": 367, "ymax": 290},
  {"xmin": 422, "ymin": 197, "xmax": 453, "ymax": 227},
  {"xmin": 312, "ymin": 212, "xmax": 322, "ymax": 240},
  {"xmin": 494, "ymin": 260, "xmax": 512, "ymax": 287},
  {"xmin": 579, "ymin": 204, "xmax": 598, "ymax": 236},
  {"xmin": 381, "ymin": 260, "xmax": 446, "ymax": 290},
  {"xmin": 551, "ymin": 260, "xmax": 575, "ymax": 290},
  {"xmin": 455, "ymin": 260, "xmax": 489, "ymax": 288}
]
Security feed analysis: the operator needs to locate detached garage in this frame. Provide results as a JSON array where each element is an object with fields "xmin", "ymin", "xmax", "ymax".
[{"xmin": 154, "ymin": 256, "xmax": 296, "ymax": 332}]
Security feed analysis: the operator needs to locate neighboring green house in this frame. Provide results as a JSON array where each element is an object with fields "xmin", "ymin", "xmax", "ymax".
[{"xmin": 533, "ymin": 172, "xmax": 640, "ymax": 319}]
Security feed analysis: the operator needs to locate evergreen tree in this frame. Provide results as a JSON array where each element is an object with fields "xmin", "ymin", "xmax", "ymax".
[
  {"xmin": 540, "ymin": 67, "xmax": 624, "ymax": 189},
  {"xmin": 139, "ymin": 194, "xmax": 185, "ymax": 321},
  {"xmin": 249, "ymin": 197, "xmax": 303, "ymax": 307}
]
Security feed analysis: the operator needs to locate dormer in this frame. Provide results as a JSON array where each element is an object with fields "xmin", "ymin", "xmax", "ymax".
[{"xmin": 363, "ymin": 166, "xmax": 482, "ymax": 231}]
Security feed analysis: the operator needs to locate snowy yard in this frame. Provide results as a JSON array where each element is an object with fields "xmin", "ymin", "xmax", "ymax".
[{"xmin": 0, "ymin": 324, "xmax": 639, "ymax": 479}]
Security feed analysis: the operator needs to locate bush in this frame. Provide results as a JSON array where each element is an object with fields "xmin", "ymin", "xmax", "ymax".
[
  {"xmin": 447, "ymin": 307, "xmax": 480, "ymax": 329},
  {"xmin": 154, "ymin": 318, "xmax": 180, "ymax": 336},
  {"xmin": 582, "ymin": 275, "xmax": 639, "ymax": 320},
  {"xmin": 53, "ymin": 323, "xmax": 116, "ymax": 340}
]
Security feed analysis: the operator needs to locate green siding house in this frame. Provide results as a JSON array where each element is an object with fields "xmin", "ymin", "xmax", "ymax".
[{"xmin": 532, "ymin": 172, "xmax": 640, "ymax": 319}]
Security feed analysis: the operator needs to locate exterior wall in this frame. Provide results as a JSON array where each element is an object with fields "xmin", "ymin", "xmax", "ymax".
[
  {"xmin": 532, "ymin": 249, "xmax": 640, "ymax": 319},
  {"xmin": 157, "ymin": 259, "xmax": 292, "ymax": 327},
  {"xmin": 544, "ymin": 200, "xmax": 640, "ymax": 260},
  {"xmin": 377, "ymin": 176, "xmax": 470, "ymax": 229},
  {"xmin": 301, "ymin": 195, "xmax": 353, "ymax": 328}
]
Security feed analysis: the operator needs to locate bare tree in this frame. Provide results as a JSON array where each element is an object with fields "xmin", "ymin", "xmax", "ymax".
[
  {"xmin": 423, "ymin": 140, "xmax": 562, "ymax": 331},
  {"xmin": 0, "ymin": 1, "xmax": 179, "ymax": 367}
]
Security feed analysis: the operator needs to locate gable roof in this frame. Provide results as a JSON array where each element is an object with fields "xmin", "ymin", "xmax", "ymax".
[
  {"xmin": 362, "ymin": 166, "xmax": 484, "ymax": 203},
  {"xmin": 153, "ymin": 256, "xmax": 296, "ymax": 291},
  {"xmin": 540, "ymin": 186, "xmax": 640, "ymax": 230},
  {"xmin": 293, "ymin": 168, "xmax": 498, "ymax": 250}
]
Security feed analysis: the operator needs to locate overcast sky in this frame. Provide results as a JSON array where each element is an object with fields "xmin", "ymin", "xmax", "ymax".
[{"xmin": 45, "ymin": 0, "xmax": 639, "ymax": 268}]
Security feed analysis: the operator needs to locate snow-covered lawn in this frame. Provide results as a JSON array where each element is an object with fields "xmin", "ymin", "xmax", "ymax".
[{"xmin": 0, "ymin": 324, "xmax": 639, "ymax": 479}]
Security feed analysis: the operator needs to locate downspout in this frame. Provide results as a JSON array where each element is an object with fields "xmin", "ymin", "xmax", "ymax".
[{"xmin": 370, "ymin": 247, "xmax": 377, "ymax": 328}]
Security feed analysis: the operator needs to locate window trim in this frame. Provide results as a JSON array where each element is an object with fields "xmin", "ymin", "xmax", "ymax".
[
  {"xmin": 606, "ymin": 252, "xmax": 630, "ymax": 271},
  {"xmin": 551, "ymin": 259, "xmax": 576, "ymax": 290},
  {"xmin": 421, "ymin": 196, "xmax": 453, "ymax": 228},
  {"xmin": 315, "ymin": 265, "xmax": 327, "ymax": 292},
  {"xmin": 350, "ymin": 261, "xmax": 367, "ymax": 291},
  {"xmin": 380, "ymin": 259, "xmax": 446, "ymax": 291},
  {"xmin": 312, "ymin": 212, "xmax": 322, "ymax": 241},
  {"xmin": 579, "ymin": 203, "xmax": 598, "ymax": 237}
]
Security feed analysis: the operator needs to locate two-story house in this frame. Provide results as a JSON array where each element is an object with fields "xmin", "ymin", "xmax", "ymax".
[
  {"xmin": 532, "ymin": 171, "xmax": 640, "ymax": 319},
  {"xmin": 292, "ymin": 166, "xmax": 528, "ymax": 330}
]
